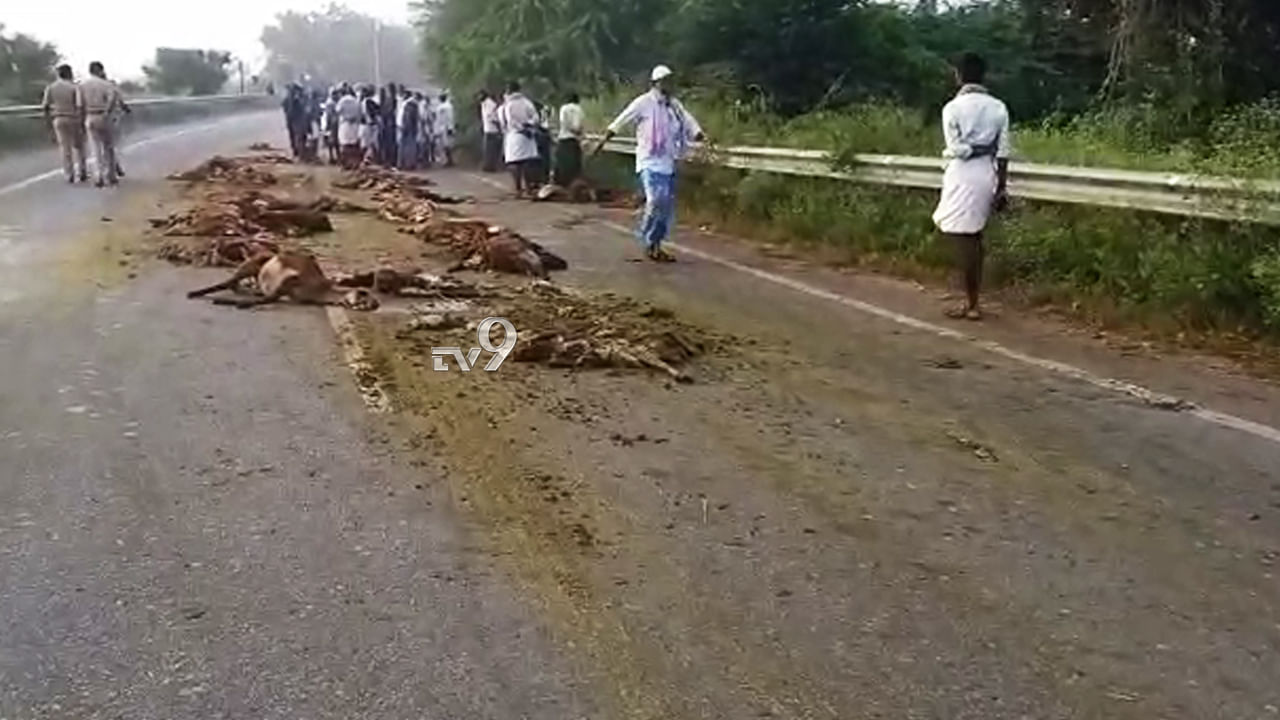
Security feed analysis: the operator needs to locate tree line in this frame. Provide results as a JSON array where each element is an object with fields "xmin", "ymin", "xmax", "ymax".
[{"xmin": 415, "ymin": 0, "xmax": 1280, "ymax": 142}]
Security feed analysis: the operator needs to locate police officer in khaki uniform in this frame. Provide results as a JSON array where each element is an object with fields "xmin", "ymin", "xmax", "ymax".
[
  {"xmin": 79, "ymin": 61, "xmax": 123, "ymax": 187},
  {"xmin": 41, "ymin": 64, "xmax": 87, "ymax": 184}
]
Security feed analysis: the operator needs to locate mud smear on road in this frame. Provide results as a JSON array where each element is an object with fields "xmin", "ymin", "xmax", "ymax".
[{"xmin": 396, "ymin": 282, "xmax": 721, "ymax": 381}]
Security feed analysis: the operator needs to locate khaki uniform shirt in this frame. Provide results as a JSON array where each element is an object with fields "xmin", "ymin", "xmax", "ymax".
[
  {"xmin": 42, "ymin": 79, "xmax": 81, "ymax": 118},
  {"xmin": 79, "ymin": 77, "xmax": 121, "ymax": 116}
]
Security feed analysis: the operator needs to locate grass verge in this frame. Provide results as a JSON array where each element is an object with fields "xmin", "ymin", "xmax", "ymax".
[{"xmin": 587, "ymin": 152, "xmax": 1280, "ymax": 364}]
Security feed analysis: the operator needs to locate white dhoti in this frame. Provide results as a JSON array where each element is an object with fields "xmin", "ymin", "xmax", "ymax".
[{"xmin": 932, "ymin": 157, "xmax": 998, "ymax": 234}]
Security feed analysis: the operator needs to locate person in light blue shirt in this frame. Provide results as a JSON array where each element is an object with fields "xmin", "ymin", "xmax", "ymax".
[{"xmin": 594, "ymin": 64, "xmax": 706, "ymax": 262}]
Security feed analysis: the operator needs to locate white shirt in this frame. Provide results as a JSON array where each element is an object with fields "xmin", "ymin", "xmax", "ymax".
[
  {"xmin": 940, "ymin": 86, "xmax": 1011, "ymax": 162},
  {"xmin": 433, "ymin": 100, "xmax": 454, "ymax": 137},
  {"xmin": 335, "ymin": 94, "xmax": 361, "ymax": 145},
  {"xmin": 396, "ymin": 96, "xmax": 412, "ymax": 130},
  {"xmin": 499, "ymin": 93, "xmax": 539, "ymax": 163},
  {"xmin": 932, "ymin": 86, "xmax": 1012, "ymax": 234},
  {"xmin": 480, "ymin": 97, "xmax": 500, "ymax": 134},
  {"xmin": 607, "ymin": 89, "xmax": 702, "ymax": 175},
  {"xmin": 558, "ymin": 102, "xmax": 584, "ymax": 141}
]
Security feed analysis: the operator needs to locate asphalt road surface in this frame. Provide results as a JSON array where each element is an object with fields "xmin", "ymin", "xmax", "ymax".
[
  {"xmin": 3, "ymin": 111, "xmax": 1279, "ymax": 719},
  {"xmin": 0, "ymin": 113, "xmax": 595, "ymax": 718}
]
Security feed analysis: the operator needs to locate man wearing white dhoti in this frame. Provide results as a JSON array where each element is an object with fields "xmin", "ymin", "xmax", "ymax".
[{"xmin": 932, "ymin": 52, "xmax": 1011, "ymax": 321}]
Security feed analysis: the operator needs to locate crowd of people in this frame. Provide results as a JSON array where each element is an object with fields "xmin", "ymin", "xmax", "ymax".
[
  {"xmin": 275, "ymin": 54, "xmax": 1007, "ymax": 313},
  {"xmin": 280, "ymin": 82, "xmax": 455, "ymax": 171},
  {"xmin": 41, "ymin": 62, "xmax": 131, "ymax": 187}
]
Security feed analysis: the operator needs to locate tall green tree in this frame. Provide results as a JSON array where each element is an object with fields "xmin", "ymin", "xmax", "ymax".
[
  {"xmin": 261, "ymin": 4, "xmax": 423, "ymax": 88},
  {"xmin": 0, "ymin": 24, "xmax": 60, "ymax": 104},
  {"xmin": 416, "ymin": 0, "xmax": 665, "ymax": 98},
  {"xmin": 143, "ymin": 48, "xmax": 232, "ymax": 95}
]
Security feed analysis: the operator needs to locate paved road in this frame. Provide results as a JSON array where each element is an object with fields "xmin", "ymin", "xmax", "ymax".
[
  {"xmin": 3, "ymin": 110, "xmax": 1280, "ymax": 719},
  {"xmin": 1, "ymin": 113, "xmax": 594, "ymax": 718}
]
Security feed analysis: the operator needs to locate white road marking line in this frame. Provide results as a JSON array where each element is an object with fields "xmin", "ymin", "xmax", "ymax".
[
  {"xmin": 467, "ymin": 171, "xmax": 1280, "ymax": 445},
  {"xmin": 0, "ymin": 115, "xmax": 261, "ymax": 198},
  {"xmin": 597, "ymin": 220, "xmax": 1280, "ymax": 446},
  {"xmin": 326, "ymin": 306, "xmax": 392, "ymax": 414}
]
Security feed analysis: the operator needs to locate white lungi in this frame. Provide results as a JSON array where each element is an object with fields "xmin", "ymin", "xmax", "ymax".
[{"xmin": 933, "ymin": 157, "xmax": 998, "ymax": 234}]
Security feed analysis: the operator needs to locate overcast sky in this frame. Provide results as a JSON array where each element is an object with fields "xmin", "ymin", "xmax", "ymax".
[{"xmin": 5, "ymin": 1, "xmax": 414, "ymax": 80}]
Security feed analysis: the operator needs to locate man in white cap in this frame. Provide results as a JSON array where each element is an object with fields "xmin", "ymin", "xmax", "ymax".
[{"xmin": 593, "ymin": 64, "xmax": 705, "ymax": 262}]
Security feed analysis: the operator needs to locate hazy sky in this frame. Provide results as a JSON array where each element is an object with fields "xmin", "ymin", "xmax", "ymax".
[{"xmin": 5, "ymin": 1, "xmax": 413, "ymax": 80}]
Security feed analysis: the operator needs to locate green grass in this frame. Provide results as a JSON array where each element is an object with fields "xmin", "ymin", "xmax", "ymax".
[
  {"xmin": 586, "ymin": 152, "xmax": 1280, "ymax": 339},
  {"xmin": 584, "ymin": 91, "xmax": 1280, "ymax": 179}
]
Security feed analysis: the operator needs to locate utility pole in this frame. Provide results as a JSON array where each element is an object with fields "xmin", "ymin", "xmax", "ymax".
[
  {"xmin": 372, "ymin": 19, "xmax": 382, "ymax": 86},
  {"xmin": 237, "ymin": 60, "xmax": 245, "ymax": 95}
]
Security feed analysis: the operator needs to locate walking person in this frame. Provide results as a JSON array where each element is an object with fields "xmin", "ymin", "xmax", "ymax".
[
  {"xmin": 379, "ymin": 84, "xmax": 399, "ymax": 167},
  {"xmin": 531, "ymin": 102, "xmax": 554, "ymax": 187},
  {"xmin": 79, "ymin": 61, "xmax": 123, "ymax": 188},
  {"xmin": 479, "ymin": 90, "xmax": 502, "ymax": 172},
  {"xmin": 335, "ymin": 84, "xmax": 363, "ymax": 169},
  {"xmin": 360, "ymin": 86, "xmax": 381, "ymax": 165},
  {"xmin": 554, "ymin": 91, "xmax": 585, "ymax": 186},
  {"xmin": 434, "ymin": 92, "xmax": 455, "ymax": 167},
  {"xmin": 321, "ymin": 88, "xmax": 341, "ymax": 164},
  {"xmin": 41, "ymin": 64, "xmax": 87, "ymax": 184},
  {"xmin": 499, "ymin": 82, "xmax": 540, "ymax": 197},
  {"xmin": 931, "ymin": 52, "xmax": 1011, "ymax": 321},
  {"xmin": 593, "ymin": 64, "xmax": 706, "ymax": 262},
  {"xmin": 397, "ymin": 86, "xmax": 421, "ymax": 170},
  {"xmin": 417, "ymin": 92, "xmax": 434, "ymax": 167},
  {"xmin": 282, "ymin": 84, "xmax": 307, "ymax": 159},
  {"xmin": 99, "ymin": 67, "xmax": 131, "ymax": 178}
]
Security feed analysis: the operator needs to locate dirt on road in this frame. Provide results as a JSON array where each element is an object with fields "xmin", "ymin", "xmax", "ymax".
[{"xmin": 147, "ymin": 157, "xmax": 1280, "ymax": 719}]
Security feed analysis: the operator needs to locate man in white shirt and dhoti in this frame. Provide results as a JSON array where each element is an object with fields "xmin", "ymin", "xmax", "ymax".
[
  {"xmin": 932, "ymin": 52, "xmax": 1011, "ymax": 321},
  {"xmin": 499, "ymin": 81, "xmax": 540, "ymax": 197}
]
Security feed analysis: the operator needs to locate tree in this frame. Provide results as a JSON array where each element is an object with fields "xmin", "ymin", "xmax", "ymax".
[
  {"xmin": 261, "ymin": 4, "xmax": 424, "ymax": 88},
  {"xmin": 0, "ymin": 24, "xmax": 60, "ymax": 104},
  {"xmin": 413, "ymin": 0, "xmax": 1280, "ymax": 134},
  {"xmin": 143, "ymin": 48, "xmax": 231, "ymax": 95},
  {"xmin": 415, "ymin": 0, "xmax": 665, "ymax": 99}
]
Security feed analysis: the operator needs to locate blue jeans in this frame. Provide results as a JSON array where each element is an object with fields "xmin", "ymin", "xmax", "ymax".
[{"xmin": 637, "ymin": 170, "xmax": 676, "ymax": 251}]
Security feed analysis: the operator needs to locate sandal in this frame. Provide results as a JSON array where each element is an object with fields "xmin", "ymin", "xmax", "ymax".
[
  {"xmin": 965, "ymin": 308, "xmax": 984, "ymax": 321},
  {"xmin": 945, "ymin": 306, "xmax": 969, "ymax": 319},
  {"xmin": 648, "ymin": 247, "xmax": 676, "ymax": 263}
]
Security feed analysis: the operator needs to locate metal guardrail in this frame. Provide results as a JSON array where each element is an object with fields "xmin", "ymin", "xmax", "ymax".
[
  {"xmin": 0, "ymin": 94, "xmax": 270, "ymax": 120},
  {"xmin": 594, "ymin": 136, "xmax": 1280, "ymax": 224}
]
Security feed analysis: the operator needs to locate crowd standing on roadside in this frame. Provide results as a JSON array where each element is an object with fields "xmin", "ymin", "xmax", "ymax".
[
  {"xmin": 275, "ymin": 80, "xmax": 459, "ymax": 173},
  {"xmin": 41, "ymin": 61, "xmax": 130, "ymax": 188}
]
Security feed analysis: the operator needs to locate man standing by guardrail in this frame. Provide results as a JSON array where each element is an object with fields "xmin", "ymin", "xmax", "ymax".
[
  {"xmin": 41, "ymin": 64, "xmax": 88, "ymax": 184},
  {"xmin": 593, "ymin": 64, "xmax": 706, "ymax": 263},
  {"xmin": 80, "ymin": 62, "xmax": 123, "ymax": 188},
  {"xmin": 932, "ymin": 52, "xmax": 1011, "ymax": 321}
]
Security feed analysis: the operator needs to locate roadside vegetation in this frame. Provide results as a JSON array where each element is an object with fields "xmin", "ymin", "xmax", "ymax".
[{"xmin": 415, "ymin": 0, "xmax": 1280, "ymax": 343}]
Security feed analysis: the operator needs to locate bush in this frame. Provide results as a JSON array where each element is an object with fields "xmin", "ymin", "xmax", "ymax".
[
  {"xmin": 1251, "ymin": 251, "xmax": 1280, "ymax": 330},
  {"xmin": 587, "ymin": 151, "xmax": 1280, "ymax": 337}
]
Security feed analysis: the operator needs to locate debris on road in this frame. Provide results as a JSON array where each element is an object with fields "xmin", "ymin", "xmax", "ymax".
[
  {"xmin": 168, "ymin": 155, "xmax": 287, "ymax": 186},
  {"xmin": 334, "ymin": 269, "xmax": 485, "ymax": 298},
  {"xmin": 157, "ymin": 236, "xmax": 280, "ymax": 267},
  {"xmin": 533, "ymin": 178, "xmax": 637, "ymax": 208},
  {"xmin": 333, "ymin": 165, "xmax": 465, "ymax": 204},
  {"xmin": 187, "ymin": 249, "xmax": 380, "ymax": 311},
  {"xmin": 150, "ymin": 190, "xmax": 333, "ymax": 240},
  {"xmin": 399, "ymin": 283, "xmax": 714, "ymax": 381},
  {"xmin": 945, "ymin": 430, "xmax": 999, "ymax": 463}
]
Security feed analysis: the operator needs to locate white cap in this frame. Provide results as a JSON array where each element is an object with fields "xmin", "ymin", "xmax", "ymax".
[{"xmin": 650, "ymin": 64, "xmax": 674, "ymax": 82}]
